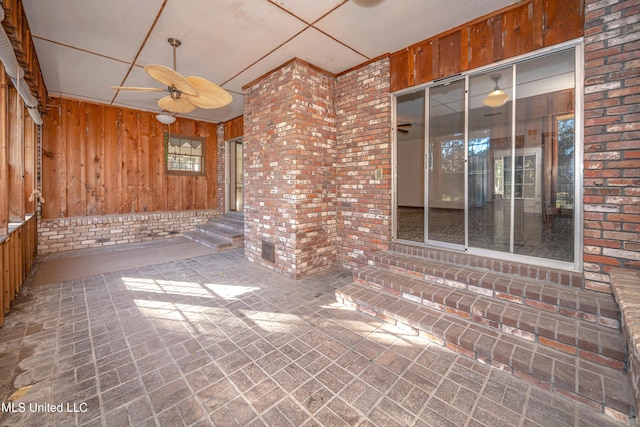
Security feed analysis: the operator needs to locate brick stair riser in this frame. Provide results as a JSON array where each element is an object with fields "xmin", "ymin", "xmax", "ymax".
[
  {"xmin": 212, "ymin": 217, "xmax": 243, "ymax": 225},
  {"xmin": 389, "ymin": 242, "xmax": 583, "ymax": 289},
  {"xmin": 222, "ymin": 222, "xmax": 244, "ymax": 229},
  {"xmin": 197, "ymin": 226, "xmax": 244, "ymax": 244},
  {"xmin": 185, "ymin": 234, "xmax": 234, "ymax": 250},
  {"xmin": 371, "ymin": 259, "xmax": 620, "ymax": 330},
  {"xmin": 210, "ymin": 219, "xmax": 245, "ymax": 233},
  {"xmin": 353, "ymin": 275, "xmax": 625, "ymax": 370},
  {"xmin": 336, "ymin": 289, "xmax": 631, "ymax": 418}
]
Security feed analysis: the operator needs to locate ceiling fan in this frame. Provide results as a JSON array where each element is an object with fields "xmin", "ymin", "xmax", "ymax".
[
  {"xmin": 112, "ymin": 38, "xmax": 232, "ymax": 114},
  {"xmin": 397, "ymin": 123, "xmax": 412, "ymax": 134}
]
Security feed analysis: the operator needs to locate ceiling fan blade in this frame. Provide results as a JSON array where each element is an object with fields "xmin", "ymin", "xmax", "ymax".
[
  {"xmin": 397, "ymin": 123, "xmax": 412, "ymax": 128},
  {"xmin": 398, "ymin": 128, "xmax": 409, "ymax": 134},
  {"xmin": 145, "ymin": 64, "xmax": 198, "ymax": 96},
  {"xmin": 184, "ymin": 76, "xmax": 233, "ymax": 109},
  {"xmin": 158, "ymin": 95, "xmax": 197, "ymax": 114},
  {"xmin": 111, "ymin": 86, "xmax": 165, "ymax": 92}
]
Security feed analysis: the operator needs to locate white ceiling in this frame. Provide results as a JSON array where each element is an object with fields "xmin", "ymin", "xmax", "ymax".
[{"xmin": 21, "ymin": 0, "xmax": 516, "ymax": 124}]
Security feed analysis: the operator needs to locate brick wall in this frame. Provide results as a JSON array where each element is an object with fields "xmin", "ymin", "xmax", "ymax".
[
  {"xmin": 583, "ymin": 0, "xmax": 640, "ymax": 293},
  {"xmin": 38, "ymin": 210, "xmax": 219, "ymax": 254},
  {"xmin": 243, "ymin": 59, "xmax": 337, "ymax": 278},
  {"xmin": 336, "ymin": 57, "xmax": 393, "ymax": 270}
]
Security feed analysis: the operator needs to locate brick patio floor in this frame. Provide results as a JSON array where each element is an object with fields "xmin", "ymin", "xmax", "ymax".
[{"xmin": 0, "ymin": 247, "xmax": 630, "ymax": 426}]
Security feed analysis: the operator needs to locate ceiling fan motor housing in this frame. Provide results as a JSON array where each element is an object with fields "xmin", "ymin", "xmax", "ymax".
[{"xmin": 112, "ymin": 37, "xmax": 232, "ymax": 114}]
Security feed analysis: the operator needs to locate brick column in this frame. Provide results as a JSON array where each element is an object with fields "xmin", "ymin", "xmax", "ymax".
[
  {"xmin": 243, "ymin": 59, "xmax": 336, "ymax": 278},
  {"xmin": 583, "ymin": 0, "xmax": 640, "ymax": 292},
  {"xmin": 336, "ymin": 57, "xmax": 392, "ymax": 270}
]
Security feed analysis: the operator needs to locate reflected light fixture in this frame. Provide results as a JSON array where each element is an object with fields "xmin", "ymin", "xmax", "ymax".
[
  {"xmin": 156, "ymin": 113, "xmax": 176, "ymax": 125},
  {"xmin": 482, "ymin": 74, "xmax": 509, "ymax": 108}
]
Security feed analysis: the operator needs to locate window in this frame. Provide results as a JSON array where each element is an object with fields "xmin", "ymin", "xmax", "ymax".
[
  {"xmin": 503, "ymin": 154, "xmax": 536, "ymax": 199},
  {"xmin": 165, "ymin": 133, "xmax": 206, "ymax": 175}
]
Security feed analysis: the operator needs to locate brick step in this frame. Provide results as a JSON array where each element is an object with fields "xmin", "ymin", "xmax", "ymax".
[
  {"xmin": 372, "ymin": 250, "xmax": 620, "ymax": 328},
  {"xmin": 355, "ymin": 265, "xmax": 626, "ymax": 369},
  {"xmin": 389, "ymin": 242, "xmax": 584, "ymax": 289},
  {"xmin": 184, "ymin": 230, "xmax": 238, "ymax": 251},
  {"xmin": 222, "ymin": 211, "xmax": 244, "ymax": 221},
  {"xmin": 197, "ymin": 222, "xmax": 244, "ymax": 243},
  {"xmin": 214, "ymin": 213, "xmax": 244, "ymax": 233},
  {"xmin": 336, "ymin": 282, "xmax": 634, "ymax": 418}
]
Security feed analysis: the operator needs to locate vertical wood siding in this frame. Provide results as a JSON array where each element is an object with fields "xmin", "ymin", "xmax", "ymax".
[
  {"xmin": 223, "ymin": 115, "xmax": 244, "ymax": 140},
  {"xmin": 0, "ymin": 216, "xmax": 37, "ymax": 327},
  {"xmin": 390, "ymin": 0, "xmax": 584, "ymax": 91},
  {"xmin": 41, "ymin": 98, "xmax": 219, "ymax": 219}
]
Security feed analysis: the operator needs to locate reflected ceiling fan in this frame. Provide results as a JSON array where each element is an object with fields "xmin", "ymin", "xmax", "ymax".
[
  {"xmin": 112, "ymin": 38, "xmax": 232, "ymax": 115},
  {"xmin": 397, "ymin": 123, "xmax": 412, "ymax": 134}
]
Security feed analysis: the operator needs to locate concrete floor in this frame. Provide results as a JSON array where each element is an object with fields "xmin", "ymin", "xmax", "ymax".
[{"xmin": 0, "ymin": 241, "xmax": 630, "ymax": 426}]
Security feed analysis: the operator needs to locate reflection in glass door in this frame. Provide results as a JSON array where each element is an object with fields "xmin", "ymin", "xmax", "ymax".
[
  {"xmin": 427, "ymin": 80, "xmax": 465, "ymax": 246},
  {"xmin": 229, "ymin": 140, "xmax": 243, "ymax": 212}
]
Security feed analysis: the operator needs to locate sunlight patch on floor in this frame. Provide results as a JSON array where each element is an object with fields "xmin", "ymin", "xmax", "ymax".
[{"xmin": 122, "ymin": 277, "xmax": 259, "ymax": 300}]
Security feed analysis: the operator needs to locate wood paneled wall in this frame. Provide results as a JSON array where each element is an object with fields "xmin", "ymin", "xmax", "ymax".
[
  {"xmin": 0, "ymin": 79, "xmax": 37, "ymax": 328},
  {"xmin": 391, "ymin": 0, "xmax": 584, "ymax": 91},
  {"xmin": 0, "ymin": 215, "xmax": 36, "ymax": 327},
  {"xmin": 41, "ymin": 98, "xmax": 219, "ymax": 219},
  {"xmin": 224, "ymin": 115, "xmax": 244, "ymax": 140}
]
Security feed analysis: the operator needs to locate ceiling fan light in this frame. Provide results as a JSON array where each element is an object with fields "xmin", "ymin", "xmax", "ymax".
[
  {"xmin": 483, "ymin": 74, "xmax": 509, "ymax": 108},
  {"xmin": 156, "ymin": 113, "xmax": 176, "ymax": 125},
  {"xmin": 483, "ymin": 89, "xmax": 509, "ymax": 108}
]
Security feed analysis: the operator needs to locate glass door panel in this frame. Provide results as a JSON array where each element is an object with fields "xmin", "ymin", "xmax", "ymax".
[
  {"xmin": 427, "ymin": 80, "xmax": 465, "ymax": 246},
  {"xmin": 512, "ymin": 49, "xmax": 575, "ymax": 261},
  {"xmin": 396, "ymin": 91, "xmax": 426, "ymax": 242},
  {"xmin": 468, "ymin": 67, "xmax": 513, "ymax": 252}
]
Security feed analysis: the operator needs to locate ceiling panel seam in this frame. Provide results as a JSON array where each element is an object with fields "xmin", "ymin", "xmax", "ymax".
[{"xmin": 110, "ymin": 0, "xmax": 168, "ymax": 105}]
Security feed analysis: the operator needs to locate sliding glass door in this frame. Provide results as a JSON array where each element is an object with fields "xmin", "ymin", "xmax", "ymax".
[
  {"xmin": 395, "ymin": 45, "xmax": 579, "ymax": 267},
  {"xmin": 427, "ymin": 80, "xmax": 465, "ymax": 246}
]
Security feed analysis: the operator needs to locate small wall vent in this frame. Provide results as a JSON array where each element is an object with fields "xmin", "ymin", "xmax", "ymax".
[{"xmin": 262, "ymin": 240, "xmax": 275, "ymax": 263}]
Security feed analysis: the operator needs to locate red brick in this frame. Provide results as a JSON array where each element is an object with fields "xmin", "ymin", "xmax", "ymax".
[
  {"xmin": 578, "ymin": 350, "xmax": 625, "ymax": 370},
  {"xmin": 524, "ymin": 299, "xmax": 556, "ymax": 312},
  {"xmin": 445, "ymin": 306, "xmax": 471, "ymax": 320},
  {"xmin": 538, "ymin": 336, "xmax": 577, "ymax": 355},
  {"xmin": 495, "ymin": 292, "xmax": 523, "ymax": 304}
]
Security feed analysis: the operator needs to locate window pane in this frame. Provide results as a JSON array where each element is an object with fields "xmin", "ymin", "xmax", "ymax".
[{"xmin": 165, "ymin": 133, "xmax": 205, "ymax": 175}]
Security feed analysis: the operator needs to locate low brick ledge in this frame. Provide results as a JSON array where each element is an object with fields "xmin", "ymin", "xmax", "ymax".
[
  {"xmin": 610, "ymin": 268, "xmax": 640, "ymax": 419},
  {"xmin": 336, "ymin": 282, "xmax": 635, "ymax": 420},
  {"xmin": 38, "ymin": 210, "xmax": 221, "ymax": 254}
]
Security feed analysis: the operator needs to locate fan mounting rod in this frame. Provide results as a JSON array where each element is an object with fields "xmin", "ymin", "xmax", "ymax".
[{"xmin": 167, "ymin": 38, "xmax": 181, "ymax": 71}]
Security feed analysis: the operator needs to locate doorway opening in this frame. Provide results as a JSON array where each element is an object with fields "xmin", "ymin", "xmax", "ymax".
[{"xmin": 228, "ymin": 138, "xmax": 243, "ymax": 212}]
